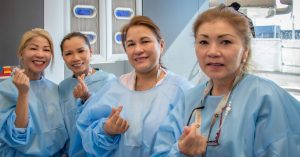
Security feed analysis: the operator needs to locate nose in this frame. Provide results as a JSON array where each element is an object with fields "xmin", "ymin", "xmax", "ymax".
[
  {"xmin": 35, "ymin": 49, "xmax": 46, "ymax": 58},
  {"xmin": 207, "ymin": 43, "xmax": 221, "ymax": 58},
  {"xmin": 134, "ymin": 44, "xmax": 144, "ymax": 55},
  {"xmin": 72, "ymin": 53, "xmax": 81, "ymax": 61}
]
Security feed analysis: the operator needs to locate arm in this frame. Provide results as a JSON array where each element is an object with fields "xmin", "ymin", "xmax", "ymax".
[
  {"xmin": 13, "ymin": 68, "xmax": 30, "ymax": 128},
  {"xmin": 77, "ymin": 94, "xmax": 127, "ymax": 156},
  {"xmin": 0, "ymin": 70, "xmax": 32, "ymax": 147},
  {"xmin": 152, "ymin": 97, "xmax": 188, "ymax": 157}
]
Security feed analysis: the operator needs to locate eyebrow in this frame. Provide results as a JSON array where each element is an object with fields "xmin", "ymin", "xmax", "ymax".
[
  {"xmin": 28, "ymin": 43, "xmax": 50, "ymax": 48},
  {"xmin": 126, "ymin": 36, "xmax": 151, "ymax": 42},
  {"xmin": 63, "ymin": 46, "xmax": 87, "ymax": 53},
  {"xmin": 197, "ymin": 34, "xmax": 235, "ymax": 38},
  {"xmin": 77, "ymin": 46, "xmax": 87, "ymax": 50}
]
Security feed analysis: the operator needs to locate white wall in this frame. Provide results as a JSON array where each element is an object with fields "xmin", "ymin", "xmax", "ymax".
[{"xmin": 44, "ymin": 0, "xmax": 65, "ymax": 84}]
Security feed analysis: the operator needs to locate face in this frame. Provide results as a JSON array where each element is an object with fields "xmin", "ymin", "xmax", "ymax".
[
  {"xmin": 195, "ymin": 20, "xmax": 248, "ymax": 82},
  {"xmin": 21, "ymin": 36, "xmax": 52, "ymax": 75},
  {"xmin": 124, "ymin": 25, "xmax": 164, "ymax": 74},
  {"xmin": 62, "ymin": 36, "xmax": 92, "ymax": 76}
]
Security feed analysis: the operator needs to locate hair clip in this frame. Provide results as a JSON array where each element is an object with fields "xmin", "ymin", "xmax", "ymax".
[{"xmin": 227, "ymin": 2, "xmax": 256, "ymax": 38}]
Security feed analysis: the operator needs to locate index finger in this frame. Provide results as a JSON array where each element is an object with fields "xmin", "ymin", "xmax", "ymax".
[
  {"xmin": 194, "ymin": 110, "xmax": 202, "ymax": 130},
  {"xmin": 109, "ymin": 106, "xmax": 122, "ymax": 123},
  {"xmin": 80, "ymin": 73, "xmax": 85, "ymax": 80},
  {"xmin": 77, "ymin": 74, "xmax": 86, "ymax": 86},
  {"xmin": 190, "ymin": 122, "xmax": 201, "ymax": 135}
]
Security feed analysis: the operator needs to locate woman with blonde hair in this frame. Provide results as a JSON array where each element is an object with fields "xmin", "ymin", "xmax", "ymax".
[
  {"xmin": 152, "ymin": 4, "xmax": 300, "ymax": 157},
  {"xmin": 0, "ymin": 28, "xmax": 67, "ymax": 156}
]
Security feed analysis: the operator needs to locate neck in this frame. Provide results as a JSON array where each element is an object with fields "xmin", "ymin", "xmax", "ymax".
[
  {"xmin": 211, "ymin": 71, "xmax": 242, "ymax": 96},
  {"xmin": 135, "ymin": 66, "xmax": 162, "ymax": 91},
  {"xmin": 25, "ymin": 70, "xmax": 41, "ymax": 80},
  {"xmin": 211, "ymin": 79, "xmax": 234, "ymax": 96}
]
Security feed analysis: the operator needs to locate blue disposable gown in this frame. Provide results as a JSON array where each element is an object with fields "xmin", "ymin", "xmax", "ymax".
[
  {"xmin": 58, "ymin": 70, "xmax": 115, "ymax": 157},
  {"xmin": 152, "ymin": 74, "xmax": 300, "ymax": 157},
  {"xmin": 0, "ymin": 77, "xmax": 68, "ymax": 157},
  {"xmin": 77, "ymin": 71, "xmax": 192, "ymax": 157}
]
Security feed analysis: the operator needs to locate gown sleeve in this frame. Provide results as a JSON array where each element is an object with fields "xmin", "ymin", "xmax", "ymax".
[
  {"xmin": 254, "ymin": 81, "xmax": 300, "ymax": 157},
  {"xmin": 77, "ymin": 90, "xmax": 121, "ymax": 156},
  {"xmin": 151, "ymin": 95, "xmax": 188, "ymax": 157},
  {"xmin": 0, "ymin": 79, "xmax": 33, "ymax": 147}
]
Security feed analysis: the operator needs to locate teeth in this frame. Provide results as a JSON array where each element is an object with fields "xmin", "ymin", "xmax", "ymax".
[
  {"xmin": 33, "ymin": 61, "xmax": 44, "ymax": 65},
  {"xmin": 73, "ymin": 63, "xmax": 82, "ymax": 67}
]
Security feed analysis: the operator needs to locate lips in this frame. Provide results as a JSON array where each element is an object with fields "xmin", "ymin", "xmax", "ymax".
[
  {"xmin": 134, "ymin": 56, "xmax": 148, "ymax": 62},
  {"xmin": 72, "ymin": 62, "xmax": 83, "ymax": 67},
  {"xmin": 32, "ymin": 60, "xmax": 46, "ymax": 65},
  {"xmin": 207, "ymin": 62, "xmax": 224, "ymax": 66}
]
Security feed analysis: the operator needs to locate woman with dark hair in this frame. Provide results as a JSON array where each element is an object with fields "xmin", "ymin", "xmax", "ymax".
[
  {"xmin": 59, "ymin": 32, "xmax": 115, "ymax": 156},
  {"xmin": 77, "ymin": 16, "xmax": 192, "ymax": 157}
]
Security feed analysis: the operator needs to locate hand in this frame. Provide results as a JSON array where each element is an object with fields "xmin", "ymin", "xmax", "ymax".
[
  {"xmin": 178, "ymin": 123, "xmax": 207, "ymax": 156},
  {"xmin": 12, "ymin": 68, "xmax": 30, "ymax": 94},
  {"xmin": 104, "ymin": 106, "xmax": 129, "ymax": 136},
  {"xmin": 73, "ymin": 74, "xmax": 90, "ymax": 100}
]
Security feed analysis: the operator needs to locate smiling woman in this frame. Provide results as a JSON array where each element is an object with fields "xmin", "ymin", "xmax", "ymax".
[
  {"xmin": 76, "ymin": 16, "xmax": 192, "ymax": 157},
  {"xmin": 58, "ymin": 32, "xmax": 115, "ymax": 157},
  {"xmin": 17, "ymin": 29, "xmax": 54, "ymax": 80},
  {"xmin": 0, "ymin": 28, "xmax": 68, "ymax": 156}
]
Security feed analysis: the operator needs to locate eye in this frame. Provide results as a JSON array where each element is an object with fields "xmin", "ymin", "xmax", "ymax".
[
  {"xmin": 126, "ymin": 42, "xmax": 135, "ymax": 48},
  {"xmin": 221, "ymin": 40, "xmax": 232, "ymax": 45},
  {"xmin": 141, "ymin": 40, "xmax": 150, "ymax": 44},
  {"xmin": 63, "ymin": 52, "xmax": 71, "ymax": 56},
  {"xmin": 29, "ymin": 47, "xmax": 37, "ymax": 50},
  {"xmin": 78, "ymin": 49, "xmax": 85, "ymax": 53},
  {"xmin": 198, "ymin": 40, "xmax": 208, "ymax": 45},
  {"xmin": 44, "ymin": 48, "xmax": 51, "ymax": 52}
]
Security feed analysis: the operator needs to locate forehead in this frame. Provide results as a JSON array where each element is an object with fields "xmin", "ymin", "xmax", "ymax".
[
  {"xmin": 197, "ymin": 20, "xmax": 239, "ymax": 37},
  {"xmin": 28, "ymin": 36, "xmax": 49, "ymax": 46},
  {"xmin": 63, "ymin": 36, "xmax": 87, "ymax": 48},
  {"xmin": 64, "ymin": 36, "xmax": 86, "ymax": 45},
  {"xmin": 126, "ymin": 25, "xmax": 155, "ymax": 39}
]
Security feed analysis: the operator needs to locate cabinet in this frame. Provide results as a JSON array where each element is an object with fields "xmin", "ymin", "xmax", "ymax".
[{"xmin": 66, "ymin": 0, "xmax": 142, "ymax": 64}]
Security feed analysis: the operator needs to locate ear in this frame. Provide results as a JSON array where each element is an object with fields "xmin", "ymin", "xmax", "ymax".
[
  {"xmin": 89, "ymin": 47, "xmax": 93, "ymax": 56},
  {"xmin": 242, "ymin": 48, "xmax": 249, "ymax": 63},
  {"xmin": 159, "ymin": 39, "xmax": 165, "ymax": 55},
  {"xmin": 18, "ymin": 51, "xmax": 23, "ymax": 59}
]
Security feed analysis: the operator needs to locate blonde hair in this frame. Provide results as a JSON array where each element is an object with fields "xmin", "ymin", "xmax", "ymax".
[{"xmin": 17, "ymin": 28, "xmax": 54, "ymax": 68}]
